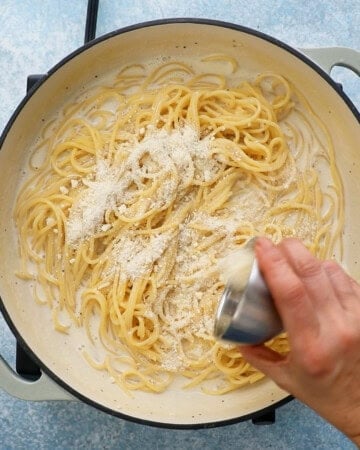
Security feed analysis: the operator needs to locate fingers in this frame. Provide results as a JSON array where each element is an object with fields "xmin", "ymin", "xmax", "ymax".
[
  {"xmin": 255, "ymin": 237, "xmax": 319, "ymax": 338},
  {"xmin": 279, "ymin": 239, "xmax": 341, "ymax": 313},
  {"xmin": 322, "ymin": 261, "xmax": 360, "ymax": 315},
  {"xmin": 240, "ymin": 344, "xmax": 291, "ymax": 392}
]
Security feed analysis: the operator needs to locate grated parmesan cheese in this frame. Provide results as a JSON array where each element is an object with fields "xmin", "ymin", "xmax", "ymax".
[
  {"xmin": 63, "ymin": 124, "xmax": 284, "ymax": 372},
  {"xmin": 59, "ymin": 185, "xmax": 69, "ymax": 195},
  {"xmin": 218, "ymin": 245, "xmax": 255, "ymax": 291},
  {"xmin": 70, "ymin": 179, "xmax": 79, "ymax": 189},
  {"xmin": 109, "ymin": 232, "xmax": 172, "ymax": 280},
  {"xmin": 65, "ymin": 125, "xmax": 220, "ymax": 245}
]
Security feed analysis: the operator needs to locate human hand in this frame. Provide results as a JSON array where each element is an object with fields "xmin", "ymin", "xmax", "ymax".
[{"xmin": 240, "ymin": 237, "xmax": 360, "ymax": 446}]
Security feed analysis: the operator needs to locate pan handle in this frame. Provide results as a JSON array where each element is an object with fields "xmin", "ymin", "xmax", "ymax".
[
  {"xmin": 0, "ymin": 354, "xmax": 74, "ymax": 401},
  {"xmin": 300, "ymin": 47, "xmax": 360, "ymax": 76}
]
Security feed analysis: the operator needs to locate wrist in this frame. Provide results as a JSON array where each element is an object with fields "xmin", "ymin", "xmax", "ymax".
[
  {"xmin": 350, "ymin": 433, "xmax": 360, "ymax": 448},
  {"xmin": 340, "ymin": 409, "xmax": 360, "ymax": 448},
  {"xmin": 311, "ymin": 403, "xmax": 360, "ymax": 447},
  {"xmin": 338, "ymin": 419, "xmax": 360, "ymax": 448}
]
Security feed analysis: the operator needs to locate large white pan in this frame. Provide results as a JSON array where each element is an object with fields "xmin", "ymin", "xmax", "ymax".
[{"xmin": 0, "ymin": 19, "xmax": 359, "ymax": 428}]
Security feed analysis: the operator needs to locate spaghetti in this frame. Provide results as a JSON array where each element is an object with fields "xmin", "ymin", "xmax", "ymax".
[{"xmin": 14, "ymin": 56, "xmax": 344, "ymax": 394}]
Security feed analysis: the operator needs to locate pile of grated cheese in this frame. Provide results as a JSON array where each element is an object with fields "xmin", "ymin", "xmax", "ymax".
[
  {"xmin": 64, "ymin": 124, "xmax": 277, "ymax": 371},
  {"xmin": 66, "ymin": 125, "xmax": 220, "ymax": 247}
]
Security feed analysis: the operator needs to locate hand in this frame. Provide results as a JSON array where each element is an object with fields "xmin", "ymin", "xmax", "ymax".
[{"xmin": 240, "ymin": 237, "xmax": 360, "ymax": 446}]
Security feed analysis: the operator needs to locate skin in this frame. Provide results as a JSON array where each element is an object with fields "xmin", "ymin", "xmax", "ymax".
[{"xmin": 240, "ymin": 237, "xmax": 360, "ymax": 447}]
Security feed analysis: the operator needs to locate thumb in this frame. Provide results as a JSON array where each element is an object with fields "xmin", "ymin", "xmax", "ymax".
[{"xmin": 240, "ymin": 345, "xmax": 292, "ymax": 392}]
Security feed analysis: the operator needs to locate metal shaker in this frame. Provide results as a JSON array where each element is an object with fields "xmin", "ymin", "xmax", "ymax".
[{"xmin": 214, "ymin": 241, "xmax": 283, "ymax": 345}]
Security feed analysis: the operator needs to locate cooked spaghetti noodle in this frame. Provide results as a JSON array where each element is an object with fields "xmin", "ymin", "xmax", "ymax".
[{"xmin": 14, "ymin": 56, "xmax": 344, "ymax": 394}]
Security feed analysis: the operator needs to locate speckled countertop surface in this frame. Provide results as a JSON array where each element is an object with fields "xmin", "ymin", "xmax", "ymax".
[{"xmin": 0, "ymin": 1, "xmax": 359, "ymax": 449}]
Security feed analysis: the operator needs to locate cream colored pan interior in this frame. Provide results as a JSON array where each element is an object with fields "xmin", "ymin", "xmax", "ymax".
[{"xmin": 0, "ymin": 22, "xmax": 359, "ymax": 426}]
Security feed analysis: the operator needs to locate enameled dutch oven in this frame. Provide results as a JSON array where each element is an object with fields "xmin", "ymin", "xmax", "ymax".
[{"xmin": 0, "ymin": 19, "xmax": 359, "ymax": 428}]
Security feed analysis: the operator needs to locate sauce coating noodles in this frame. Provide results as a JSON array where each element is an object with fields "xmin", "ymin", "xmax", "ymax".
[{"xmin": 14, "ymin": 56, "xmax": 343, "ymax": 394}]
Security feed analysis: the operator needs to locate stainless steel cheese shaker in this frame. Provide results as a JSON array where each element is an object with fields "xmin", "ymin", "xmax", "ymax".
[{"xmin": 214, "ymin": 240, "xmax": 283, "ymax": 345}]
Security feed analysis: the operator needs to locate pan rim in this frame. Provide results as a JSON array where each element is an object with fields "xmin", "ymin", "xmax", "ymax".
[
  {"xmin": 1, "ymin": 17, "xmax": 357, "ymax": 428},
  {"xmin": 0, "ymin": 17, "xmax": 358, "ymax": 154},
  {"xmin": 0, "ymin": 300, "xmax": 293, "ymax": 428}
]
